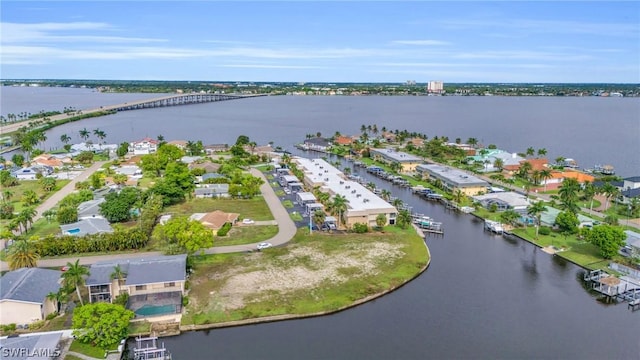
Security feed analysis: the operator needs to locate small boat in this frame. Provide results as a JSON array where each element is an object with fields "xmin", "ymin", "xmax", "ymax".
[{"xmin": 484, "ymin": 220, "xmax": 504, "ymax": 234}]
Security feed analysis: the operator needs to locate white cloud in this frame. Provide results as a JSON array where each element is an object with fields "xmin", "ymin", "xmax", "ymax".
[
  {"xmin": 1, "ymin": 22, "xmax": 166, "ymax": 44},
  {"xmin": 220, "ymin": 64, "xmax": 327, "ymax": 69},
  {"xmin": 391, "ymin": 40, "xmax": 451, "ymax": 46}
]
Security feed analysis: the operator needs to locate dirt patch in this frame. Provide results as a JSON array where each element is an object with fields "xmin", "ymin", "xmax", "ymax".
[{"xmin": 196, "ymin": 242, "xmax": 404, "ymax": 311}]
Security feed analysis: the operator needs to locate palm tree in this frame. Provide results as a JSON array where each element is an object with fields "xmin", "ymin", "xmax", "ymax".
[
  {"xmin": 453, "ymin": 189, "xmax": 465, "ymax": 204},
  {"xmin": 21, "ymin": 190, "xmax": 40, "ymax": 205},
  {"xmin": 381, "ymin": 189, "xmax": 391, "ymax": 201},
  {"xmin": 539, "ymin": 169, "xmax": 553, "ymax": 192},
  {"xmin": 62, "ymin": 259, "xmax": 90, "ymax": 306},
  {"xmin": 559, "ymin": 178, "xmax": 581, "ymax": 214},
  {"xmin": 537, "ymin": 148, "xmax": 547, "ymax": 158},
  {"xmin": 46, "ymin": 289, "xmax": 68, "ymax": 313},
  {"xmin": 525, "ymin": 147, "xmax": 535, "ymax": 158},
  {"xmin": 392, "ymin": 198, "xmax": 404, "ymax": 209},
  {"xmin": 467, "ymin": 137, "xmax": 478, "ymax": 148},
  {"xmin": 79, "ymin": 128, "xmax": 90, "ymax": 143},
  {"xmin": 110, "ymin": 264, "xmax": 127, "ymax": 286},
  {"xmin": 527, "ymin": 200, "xmax": 547, "ymax": 239},
  {"xmin": 313, "ymin": 210, "xmax": 326, "ymax": 228},
  {"xmin": 330, "ymin": 194, "xmax": 349, "ymax": 228},
  {"xmin": 1, "ymin": 189, "xmax": 13, "ymax": 204},
  {"xmin": 7, "ymin": 239, "xmax": 39, "ymax": 269},
  {"xmin": 42, "ymin": 209, "xmax": 57, "ymax": 223},
  {"xmin": 493, "ymin": 158, "xmax": 504, "ymax": 172},
  {"xmin": 60, "ymin": 133, "xmax": 71, "ymax": 144},
  {"xmin": 93, "ymin": 129, "xmax": 106, "ymax": 150},
  {"xmin": 602, "ymin": 183, "xmax": 620, "ymax": 211},
  {"xmin": 19, "ymin": 206, "xmax": 37, "ymax": 232}
]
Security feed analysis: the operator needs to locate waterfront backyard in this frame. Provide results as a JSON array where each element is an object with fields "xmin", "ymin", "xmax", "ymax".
[{"xmin": 182, "ymin": 226, "xmax": 428, "ymax": 326}]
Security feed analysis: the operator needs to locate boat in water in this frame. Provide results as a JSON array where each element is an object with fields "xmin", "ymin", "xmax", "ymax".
[{"xmin": 484, "ymin": 220, "xmax": 504, "ymax": 234}]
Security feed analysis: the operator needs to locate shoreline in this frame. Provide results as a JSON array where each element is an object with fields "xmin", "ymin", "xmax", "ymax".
[{"xmin": 131, "ymin": 233, "xmax": 431, "ymax": 337}]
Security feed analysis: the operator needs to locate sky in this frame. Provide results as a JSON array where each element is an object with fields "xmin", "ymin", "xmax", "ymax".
[{"xmin": 1, "ymin": 1, "xmax": 639, "ymax": 83}]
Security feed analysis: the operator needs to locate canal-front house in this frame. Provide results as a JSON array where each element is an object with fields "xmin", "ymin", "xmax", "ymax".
[
  {"xmin": 294, "ymin": 157, "xmax": 397, "ymax": 228},
  {"xmin": 129, "ymin": 137, "xmax": 159, "ymax": 155},
  {"xmin": 416, "ymin": 164, "xmax": 489, "ymax": 196},
  {"xmin": 0, "ymin": 268, "xmax": 61, "ymax": 326},
  {"xmin": 86, "ymin": 255, "xmax": 187, "ymax": 318},
  {"xmin": 369, "ymin": 148, "xmax": 423, "ymax": 173}
]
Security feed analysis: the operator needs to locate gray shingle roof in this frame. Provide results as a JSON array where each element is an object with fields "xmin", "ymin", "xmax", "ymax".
[
  {"xmin": 77, "ymin": 198, "xmax": 105, "ymax": 218},
  {"xmin": 0, "ymin": 332, "xmax": 62, "ymax": 360},
  {"xmin": 0, "ymin": 268, "xmax": 61, "ymax": 304},
  {"xmin": 60, "ymin": 218, "xmax": 113, "ymax": 236},
  {"xmin": 86, "ymin": 255, "xmax": 186, "ymax": 287}
]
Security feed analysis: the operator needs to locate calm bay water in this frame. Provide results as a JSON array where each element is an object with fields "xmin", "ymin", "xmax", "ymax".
[
  {"xmin": 3, "ymin": 87, "xmax": 640, "ymax": 358},
  {"xmin": 3, "ymin": 87, "xmax": 637, "ymax": 177}
]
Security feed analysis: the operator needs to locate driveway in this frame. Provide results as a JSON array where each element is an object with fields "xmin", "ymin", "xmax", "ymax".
[{"xmin": 1, "ymin": 166, "xmax": 297, "ymax": 270}]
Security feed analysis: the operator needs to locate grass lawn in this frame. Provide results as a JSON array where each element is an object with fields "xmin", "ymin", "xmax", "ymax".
[
  {"xmin": 69, "ymin": 339, "xmax": 117, "ymax": 358},
  {"xmin": 165, "ymin": 197, "xmax": 273, "ymax": 220},
  {"xmin": 182, "ymin": 226, "xmax": 428, "ymax": 326},
  {"xmin": 290, "ymin": 212, "xmax": 303, "ymax": 221},
  {"xmin": 510, "ymin": 227, "xmax": 608, "ymax": 270},
  {"xmin": 25, "ymin": 218, "xmax": 61, "ymax": 237},
  {"xmin": 282, "ymin": 200, "xmax": 293, "ymax": 208},
  {"xmin": 215, "ymin": 225, "xmax": 278, "ymax": 246},
  {"xmin": 64, "ymin": 355, "xmax": 84, "ymax": 360},
  {"xmin": 39, "ymin": 313, "xmax": 70, "ymax": 332},
  {"xmin": 0, "ymin": 179, "xmax": 70, "ymax": 229},
  {"xmin": 137, "ymin": 176, "xmax": 156, "ymax": 189}
]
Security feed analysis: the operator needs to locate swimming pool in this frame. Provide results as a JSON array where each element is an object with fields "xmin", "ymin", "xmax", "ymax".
[{"xmin": 135, "ymin": 304, "xmax": 177, "ymax": 316}]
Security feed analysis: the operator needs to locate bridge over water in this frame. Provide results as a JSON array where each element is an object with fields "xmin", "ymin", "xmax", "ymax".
[
  {"xmin": 105, "ymin": 93, "xmax": 266, "ymax": 111},
  {"xmin": 0, "ymin": 93, "xmax": 266, "ymax": 134}
]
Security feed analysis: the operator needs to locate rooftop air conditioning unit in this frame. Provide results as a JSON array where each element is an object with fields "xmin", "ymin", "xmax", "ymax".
[{"xmin": 340, "ymin": 181, "xmax": 344, "ymax": 184}]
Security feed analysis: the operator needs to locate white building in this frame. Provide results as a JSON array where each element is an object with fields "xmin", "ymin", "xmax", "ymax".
[
  {"xmin": 294, "ymin": 157, "xmax": 397, "ymax": 228},
  {"xmin": 129, "ymin": 137, "xmax": 159, "ymax": 155},
  {"xmin": 427, "ymin": 81, "xmax": 444, "ymax": 94}
]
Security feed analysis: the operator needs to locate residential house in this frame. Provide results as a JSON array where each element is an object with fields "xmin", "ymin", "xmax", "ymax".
[
  {"xmin": 407, "ymin": 137, "xmax": 424, "ymax": 147},
  {"xmin": 167, "ymin": 140, "xmax": 187, "ymax": 150},
  {"xmin": 380, "ymin": 131, "xmax": 396, "ymax": 143},
  {"xmin": 472, "ymin": 192, "xmax": 530, "ymax": 214},
  {"xmin": 466, "ymin": 149, "xmax": 524, "ymax": 173},
  {"xmin": 77, "ymin": 198, "xmax": 106, "ymax": 218},
  {"xmin": 10, "ymin": 166, "xmax": 52, "ymax": 180},
  {"xmin": 85, "ymin": 255, "xmax": 187, "ymax": 319},
  {"xmin": 129, "ymin": 138, "xmax": 159, "ymax": 155},
  {"xmin": 0, "ymin": 332, "xmax": 63, "ymax": 359},
  {"xmin": 502, "ymin": 158, "xmax": 549, "ymax": 177},
  {"xmin": 191, "ymin": 210, "xmax": 239, "ymax": 232},
  {"xmin": 190, "ymin": 161, "xmax": 221, "ymax": 174},
  {"xmin": 60, "ymin": 217, "xmax": 113, "ymax": 236},
  {"xmin": 369, "ymin": 148, "xmax": 423, "ymax": 173},
  {"xmin": 204, "ymin": 144, "xmax": 229, "ymax": 154},
  {"xmin": 31, "ymin": 154, "xmax": 67, "ymax": 168},
  {"xmin": 302, "ymin": 137, "xmax": 331, "ymax": 152},
  {"xmin": 180, "ymin": 156, "xmax": 203, "ymax": 164},
  {"xmin": 541, "ymin": 170, "xmax": 595, "ymax": 187},
  {"xmin": 201, "ymin": 172, "xmax": 226, "ymax": 183},
  {"xmin": 621, "ymin": 176, "xmax": 640, "ymax": 204},
  {"xmin": 416, "ymin": 164, "xmax": 489, "ymax": 196},
  {"xmin": 296, "ymin": 192, "xmax": 317, "ymax": 205},
  {"xmin": 623, "ymin": 230, "xmax": 640, "ymax": 257},
  {"xmin": 334, "ymin": 136, "xmax": 354, "ymax": 146},
  {"xmin": 0, "ymin": 268, "xmax": 61, "ymax": 325},
  {"xmin": 194, "ymin": 184, "xmax": 230, "ymax": 198}
]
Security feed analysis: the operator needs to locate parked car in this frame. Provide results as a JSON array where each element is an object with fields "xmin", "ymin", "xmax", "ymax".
[
  {"xmin": 242, "ymin": 218, "xmax": 255, "ymax": 224},
  {"xmin": 257, "ymin": 242, "xmax": 272, "ymax": 250}
]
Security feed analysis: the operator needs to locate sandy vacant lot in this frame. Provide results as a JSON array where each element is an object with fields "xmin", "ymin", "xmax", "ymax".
[{"xmin": 189, "ymin": 240, "xmax": 405, "ymax": 313}]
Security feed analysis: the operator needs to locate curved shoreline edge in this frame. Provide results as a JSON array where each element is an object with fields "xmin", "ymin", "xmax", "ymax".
[{"xmin": 132, "ymin": 236, "xmax": 431, "ymax": 337}]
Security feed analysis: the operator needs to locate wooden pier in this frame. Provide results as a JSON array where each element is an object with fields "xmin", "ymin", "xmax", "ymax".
[{"xmin": 132, "ymin": 335, "xmax": 172, "ymax": 360}]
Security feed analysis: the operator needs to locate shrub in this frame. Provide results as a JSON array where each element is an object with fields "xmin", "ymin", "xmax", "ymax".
[
  {"xmin": 0, "ymin": 203, "xmax": 15, "ymax": 219},
  {"xmin": 217, "ymin": 222, "xmax": 232, "ymax": 236},
  {"xmin": 182, "ymin": 296, "xmax": 189, "ymax": 306},
  {"xmin": 352, "ymin": 223, "xmax": 369, "ymax": 233},
  {"xmin": 538, "ymin": 226, "xmax": 551, "ymax": 236},
  {"xmin": 114, "ymin": 293, "xmax": 129, "ymax": 306},
  {"xmin": 46, "ymin": 312, "xmax": 58, "ymax": 320}
]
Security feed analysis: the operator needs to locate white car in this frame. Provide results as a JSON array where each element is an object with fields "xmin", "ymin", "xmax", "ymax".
[
  {"xmin": 257, "ymin": 242, "xmax": 272, "ymax": 250},
  {"xmin": 242, "ymin": 218, "xmax": 255, "ymax": 224}
]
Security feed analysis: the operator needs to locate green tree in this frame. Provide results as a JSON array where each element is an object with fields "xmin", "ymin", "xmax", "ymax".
[
  {"xmin": 18, "ymin": 206, "xmax": 37, "ymax": 232},
  {"xmin": 584, "ymin": 225, "xmax": 626, "ymax": 259},
  {"xmin": 602, "ymin": 182, "xmax": 620, "ymax": 211},
  {"xmin": 396, "ymin": 209, "xmax": 412, "ymax": 229},
  {"xmin": 527, "ymin": 200, "xmax": 547, "ymax": 238},
  {"xmin": 375, "ymin": 213, "xmax": 387, "ymax": 230},
  {"xmin": 79, "ymin": 128, "xmax": 90, "ymax": 142},
  {"xmin": 57, "ymin": 206, "xmax": 78, "ymax": 224},
  {"xmin": 72, "ymin": 302, "xmax": 134, "ymax": 348},
  {"xmin": 500, "ymin": 209, "xmax": 521, "ymax": 226},
  {"xmin": 11, "ymin": 153, "xmax": 25, "ymax": 167},
  {"xmin": 62, "ymin": 259, "xmax": 90, "ymax": 306},
  {"xmin": 329, "ymin": 194, "xmax": 349, "ymax": 228},
  {"xmin": 555, "ymin": 210, "xmax": 579, "ymax": 234},
  {"xmin": 60, "ymin": 134, "xmax": 71, "ymax": 147},
  {"xmin": 46, "ymin": 288, "xmax": 68, "ymax": 313},
  {"xmin": 7, "ymin": 239, "xmax": 39, "ymax": 269},
  {"xmin": 558, "ymin": 178, "xmax": 581, "ymax": 214},
  {"xmin": 40, "ymin": 176, "xmax": 57, "ymax": 192},
  {"xmin": 99, "ymin": 187, "xmax": 141, "ymax": 222},
  {"xmin": 153, "ymin": 216, "xmax": 214, "ymax": 255},
  {"xmin": 116, "ymin": 142, "xmax": 130, "ymax": 159},
  {"xmin": 313, "ymin": 210, "xmax": 326, "ymax": 228},
  {"xmin": 42, "ymin": 208, "xmax": 57, "ymax": 223},
  {"xmin": 110, "ymin": 264, "xmax": 127, "ymax": 286},
  {"xmin": 21, "ymin": 189, "xmax": 40, "ymax": 205}
]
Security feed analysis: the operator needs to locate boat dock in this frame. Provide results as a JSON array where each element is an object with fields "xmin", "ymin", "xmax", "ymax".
[
  {"xmin": 412, "ymin": 214, "xmax": 444, "ymax": 236},
  {"xmin": 131, "ymin": 335, "xmax": 172, "ymax": 360},
  {"xmin": 484, "ymin": 220, "xmax": 504, "ymax": 234},
  {"xmin": 584, "ymin": 269, "xmax": 640, "ymax": 310}
]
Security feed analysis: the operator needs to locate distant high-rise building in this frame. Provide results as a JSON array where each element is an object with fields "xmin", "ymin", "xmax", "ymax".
[
  {"xmin": 405, "ymin": 80, "xmax": 416, "ymax": 85},
  {"xmin": 427, "ymin": 81, "xmax": 444, "ymax": 94}
]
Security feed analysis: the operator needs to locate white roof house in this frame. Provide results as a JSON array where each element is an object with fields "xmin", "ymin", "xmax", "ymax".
[
  {"xmin": 472, "ymin": 191, "xmax": 531, "ymax": 213},
  {"xmin": 294, "ymin": 157, "xmax": 397, "ymax": 227},
  {"xmin": 129, "ymin": 137, "xmax": 159, "ymax": 155}
]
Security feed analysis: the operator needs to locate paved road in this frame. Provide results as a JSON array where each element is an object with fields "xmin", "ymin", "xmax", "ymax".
[
  {"xmin": 31, "ymin": 161, "xmax": 108, "ymax": 224},
  {"xmin": 0, "ymin": 167, "xmax": 297, "ymax": 270}
]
